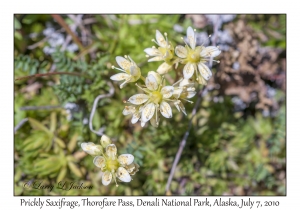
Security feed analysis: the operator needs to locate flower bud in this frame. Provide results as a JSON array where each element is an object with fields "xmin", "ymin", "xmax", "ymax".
[{"xmin": 100, "ymin": 135, "xmax": 111, "ymax": 148}]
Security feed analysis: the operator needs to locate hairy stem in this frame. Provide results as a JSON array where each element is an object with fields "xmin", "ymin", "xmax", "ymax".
[
  {"xmin": 165, "ymin": 86, "xmax": 206, "ymax": 194},
  {"xmin": 165, "ymin": 17, "xmax": 219, "ymax": 195}
]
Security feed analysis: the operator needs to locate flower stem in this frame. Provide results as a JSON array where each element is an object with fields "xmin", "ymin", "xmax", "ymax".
[
  {"xmin": 140, "ymin": 75, "xmax": 146, "ymax": 82},
  {"xmin": 89, "ymin": 82, "xmax": 115, "ymax": 136},
  {"xmin": 165, "ymin": 85, "xmax": 206, "ymax": 194},
  {"xmin": 14, "ymin": 118, "xmax": 28, "ymax": 134}
]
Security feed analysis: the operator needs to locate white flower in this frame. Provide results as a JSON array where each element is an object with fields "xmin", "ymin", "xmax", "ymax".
[
  {"xmin": 93, "ymin": 144, "xmax": 135, "ymax": 186},
  {"xmin": 110, "ymin": 55, "xmax": 141, "ymax": 88},
  {"xmin": 172, "ymin": 78, "xmax": 197, "ymax": 115},
  {"xmin": 175, "ymin": 26, "xmax": 221, "ymax": 84},
  {"xmin": 81, "ymin": 135, "xmax": 139, "ymax": 187},
  {"xmin": 144, "ymin": 30, "xmax": 177, "ymax": 75},
  {"xmin": 125, "ymin": 71, "xmax": 174, "ymax": 127}
]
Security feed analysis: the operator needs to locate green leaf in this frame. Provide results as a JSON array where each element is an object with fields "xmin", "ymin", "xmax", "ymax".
[
  {"xmin": 14, "ymin": 17, "xmax": 21, "ymax": 29},
  {"xmin": 67, "ymin": 133, "xmax": 78, "ymax": 153},
  {"xmin": 57, "ymin": 166, "xmax": 67, "ymax": 182},
  {"xmin": 54, "ymin": 137, "xmax": 66, "ymax": 148},
  {"xmin": 14, "ymin": 185, "xmax": 23, "ymax": 195},
  {"xmin": 28, "ymin": 118, "xmax": 51, "ymax": 135},
  {"xmin": 67, "ymin": 161, "xmax": 82, "ymax": 178},
  {"xmin": 50, "ymin": 112, "xmax": 57, "ymax": 133}
]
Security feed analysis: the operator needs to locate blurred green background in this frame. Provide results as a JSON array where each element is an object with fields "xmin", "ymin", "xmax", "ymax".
[{"xmin": 14, "ymin": 14, "xmax": 286, "ymax": 196}]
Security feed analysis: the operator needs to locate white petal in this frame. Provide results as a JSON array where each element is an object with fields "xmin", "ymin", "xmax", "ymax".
[
  {"xmin": 148, "ymin": 71, "xmax": 162, "ymax": 85},
  {"xmin": 175, "ymin": 45, "xmax": 188, "ymax": 58},
  {"xmin": 179, "ymin": 102, "xmax": 187, "ymax": 115},
  {"xmin": 110, "ymin": 73, "xmax": 130, "ymax": 81},
  {"xmin": 102, "ymin": 171, "xmax": 112, "ymax": 186},
  {"xmin": 198, "ymin": 63, "xmax": 212, "ymax": 80},
  {"xmin": 197, "ymin": 75, "xmax": 207, "ymax": 85},
  {"xmin": 157, "ymin": 62, "xmax": 172, "ymax": 74},
  {"xmin": 148, "ymin": 56, "xmax": 163, "ymax": 62},
  {"xmin": 174, "ymin": 101, "xmax": 180, "ymax": 112},
  {"xmin": 144, "ymin": 48, "xmax": 161, "ymax": 56},
  {"xmin": 180, "ymin": 80, "xmax": 195, "ymax": 88},
  {"xmin": 140, "ymin": 121, "xmax": 146, "ymax": 127},
  {"xmin": 183, "ymin": 63, "xmax": 195, "ymax": 79},
  {"xmin": 116, "ymin": 167, "xmax": 131, "ymax": 182},
  {"xmin": 146, "ymin": 74, "xmax": 158, "ymax": 91},
  {"xmin": 123, "ymin": 106, "xmax": 136, "ymax": 115},
  {"xmin": 160, "ymin": 101, "xmax": 172, "ymax": 118},
  {"xmin": 173, "ymin": 87, "xmax": 183, "ymax": 99},
  {"xmin": 179, "ymin": 78, "xmax": 192, "ymax": 87},
  {"xmin": 138, "ymin": 106, "xmax": 144, "ymax": 112},
  {"xmin": 200, "ymin": 46, "xmax": 221, "ymax": 57},
  {"xmin": 161, "ymin": 86, "xmax": 174, "ymax": 99},
  {"xmin": 155, "ymin": 30, "xmax": 167, "ymax": 48},
  {"xmin": 131, "ymin": 112, "xmax": 140, "ymax": 124},
  {"xmin": 81, "ymin": 142, "xmax": 101, "ymax": 155},
  {"xmin": 187, "ymin": 90, "xmax": 197, "ymax": 98},
  {"xmin": 174, "ymin": 100, "xmax": 187, "ymax": 115},
  {"xmin": 187, "ymin": 26, "xmax": 196, "ymax": 49},
  {"xmin": 118, "ymin": 154, "xmax": 134, "ymax": 165},
  {"xmin": 81, "ymin": 142, "xmax": 95, "ymax": 150},
  {"xmin": 150, "ymin": 115, "xmax": 159, "ymax": 128},
  {"xmin": 130, "ymin": 65, "xmax": 140, "ymax": 77},
  {"xmin": 106, "ymin": 144, "xmax": 117, "ymax": 159},
  {"xmin": 128, "ymin": 94, "xmax": 149, "ymax": 105},
  {"xmin": 116, "ymin": 56, "xmax": 131, "ymax": 69},
  {"xmin": 93, "ymin": 156, "xmax": 106, "ymax": 169},
  {"xmin": 141, "ymin": 103, "xmax": 155, "ymax": 122},
  {"xmin": 100, "ymin": 135, "xmax": 111, "ymax": 147}
]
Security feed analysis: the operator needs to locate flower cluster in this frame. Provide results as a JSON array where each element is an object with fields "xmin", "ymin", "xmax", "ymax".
[
  {"xmin": 144, "ymin": 26, "xmax": 221, "ymax": 84},
  {"xmin": 123, "ymin": 72, "xmax": 196, "ymax": 127},
  {"xmin": 110, "ymin": 55, "xmax": 141, "ymax": 89},
  {"xmin": 110, "ymin": 26, "xmax": 221, "ymax": 127},
  {"xmin": 144, "ymin": 30, "xmax": 178, "ymax": 74},
  {"xmin": 83, "ymin": 26, "xmax": 221, "ymax": 188},
  {"xmin": 81, "ymin": 135, "xmax": 139, "ymax": 186}
]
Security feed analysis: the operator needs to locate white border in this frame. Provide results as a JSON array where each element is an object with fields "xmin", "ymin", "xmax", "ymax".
[{"xmin": 2, "ymin": 0, "xmax": 298, "ymax": 209}]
